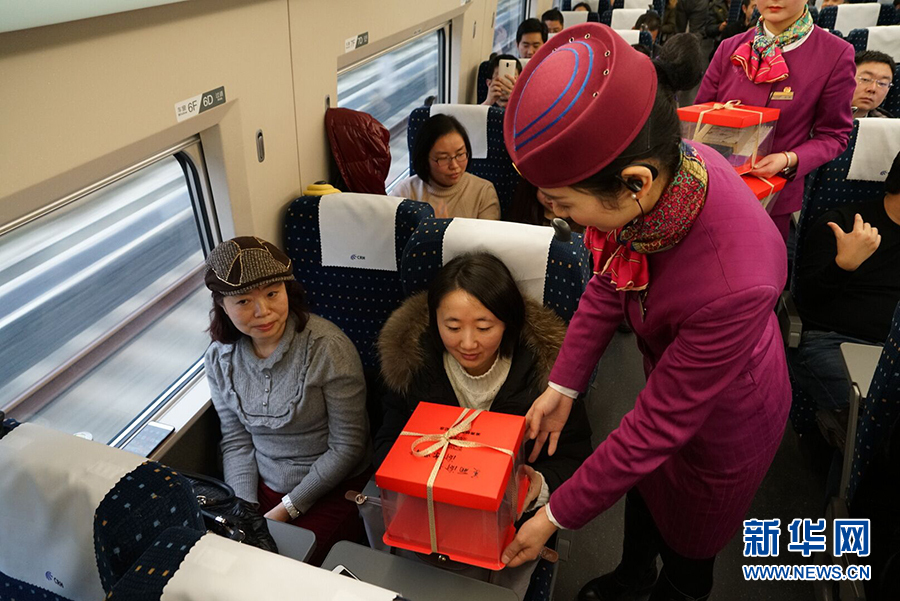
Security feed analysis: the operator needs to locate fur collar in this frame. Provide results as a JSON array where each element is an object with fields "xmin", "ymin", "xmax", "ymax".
[{"xmin": 378, "ymin": 292, "xmax": 567, "ymax": 394}]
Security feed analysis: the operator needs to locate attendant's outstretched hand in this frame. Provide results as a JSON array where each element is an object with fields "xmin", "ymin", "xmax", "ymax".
[
  {"xmin": 501, "ymin": 506, "xmax": 558, "ymax": 568},
  {"xmin": 526, "ymin": 387, "xmax": 574, "ymax": 462}
]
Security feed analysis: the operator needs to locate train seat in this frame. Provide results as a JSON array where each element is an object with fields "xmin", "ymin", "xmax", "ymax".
[
  {"xmin": 407, "ymin": 105, "xmax": 521, "ymax": 218},
  {"xmin": 283, "ymin": 193, "xmax": 434, "ymax": 371},
  {"xmin": 93, "ymin": 461, "xmax": 204, "ymax": 594},
  {"xmin": 0, "ymin": 423, "xmax": 145, "ymax": 601},
  {"xmin": 399, "ymin": 217, "xmax": 591, "ymax": 322},
  {"xmin": 612, "ymin": 0, "xmax": 665, "ymax": 16},
  {"xmin": 560, "ymin": 10, "xmax": 591, "ymax": 26},
  {"xmin": 846, "ymin": 25, "xmax": 900, "ymax": 58},
  {"xmin": 560, "ymin": 0, "xmax": 611, "ymax": 13},
  {"xmin": 613, "ymin": 28, "xmax": 654, "ymax": 46},
  {"xmin": 818, "ymin": 3, "xmax": 892, "ymax": 31},
  {"xmin": 602, "ymin": 7, "xmax": 647, "ymax": 29},
  {"xmin": 783, "ymin": 119, "xmax": 900, "ymax": 433}
]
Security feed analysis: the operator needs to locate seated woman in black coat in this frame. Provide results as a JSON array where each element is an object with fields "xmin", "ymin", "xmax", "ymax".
[{"xmin": 374, "ymin": 252, "xmax": 593, "ymax": 518}]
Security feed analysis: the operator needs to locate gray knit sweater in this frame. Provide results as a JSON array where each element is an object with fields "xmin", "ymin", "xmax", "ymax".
[{"xmin": 204, "ymin": 313, "xmax": 370, "ymax": 513}]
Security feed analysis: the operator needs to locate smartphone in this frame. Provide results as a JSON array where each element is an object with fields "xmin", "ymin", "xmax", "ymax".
[
  {"xmin": 121, "ymin": 421, "xmax": 175, "ymax": 457},
  {"xmin": 331, "ymin": 564, "xmax": 360, "ymax": 580},
  {"xmin": 498, "ymin": 58, "xmax": 517, "ymax": 81}
]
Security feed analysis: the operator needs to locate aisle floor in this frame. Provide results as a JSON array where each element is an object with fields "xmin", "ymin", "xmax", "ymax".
[{"xmin": 553, "ymin": 330, "xmax": 830, "ymax": 601}]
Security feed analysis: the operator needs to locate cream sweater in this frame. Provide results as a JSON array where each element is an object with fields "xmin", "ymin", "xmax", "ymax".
[{"xmin": 392, "ymin": 172, "xmax": 501, "ymax": 220}]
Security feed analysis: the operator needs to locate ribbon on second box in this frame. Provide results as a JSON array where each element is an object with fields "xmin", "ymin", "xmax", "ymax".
[
  {"xmin": 400, "ymin": 407, "xmax": 515, "ymax": 555},
  {"xmin": 694, "ymin": 100, "xmax": 765, "ymax": 170}
]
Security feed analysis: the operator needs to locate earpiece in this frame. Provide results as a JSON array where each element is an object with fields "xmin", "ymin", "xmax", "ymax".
[{"xmin": 624, "ymin": 179, "xmax": 643, "ymax": 194}]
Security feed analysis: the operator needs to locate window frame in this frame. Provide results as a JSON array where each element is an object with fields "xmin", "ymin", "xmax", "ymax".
[
  {"xmin": 337, "ymin": 23, "xmax": 452, "ymax": 190},
  {"xmin": 2, "ymin": 138, "xmax": 221, "ymax": 446}
]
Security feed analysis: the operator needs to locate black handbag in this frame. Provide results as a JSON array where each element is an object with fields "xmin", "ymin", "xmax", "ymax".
[{"xmin": 181, "ymin": 471, "xmax": 279, "ymax": 554}]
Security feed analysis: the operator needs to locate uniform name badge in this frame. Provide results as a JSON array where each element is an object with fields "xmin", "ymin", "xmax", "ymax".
[{"xmin": 770, "ymin": 87, "xmax": 794, "ymax": 101}]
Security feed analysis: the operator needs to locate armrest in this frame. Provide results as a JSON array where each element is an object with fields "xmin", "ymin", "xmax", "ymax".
[{"xmin": 776, "ymin": 290, "xmax": 803, "ymax": 348}]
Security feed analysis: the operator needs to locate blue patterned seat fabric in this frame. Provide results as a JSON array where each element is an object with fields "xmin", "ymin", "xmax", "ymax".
[
  {"xmin": 407, "ymin": 106, "xmax": 521, "ymax": 219},
  {"xmin": 846, "ymin": 27, "xmax": 868, "ymax": 52},
  {"xmin": 106, "ymin": 527, "xmax": 204, "ymax": 601},
  {"xmin": 475, "ymin": 60, "xmax": 493, "ymax": 105},
  {"xmin": 0, "ymin": 573, "xmax": 72, "ymax": 601},
  {"xmin": 399, "ymin": 218, "xmax": 592, "ymax": 322},
  {"xmin": 283, "ymin": 195, "xmax": 434, "ymax": 370},
  {"xmin": 818, "ymin": 4, "xmax": 898, "ymax": 29},
  {"xmin": 848, "ymin": 301, "xmax": 900, "ymax": 501},
  {"xmin": 93, "ymin": 461, "xmax": 204, "ymax": 594}
]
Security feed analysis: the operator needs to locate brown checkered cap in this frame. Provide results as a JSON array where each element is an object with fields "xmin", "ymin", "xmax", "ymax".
[{"xmin": 204, "ymin": 237, "xmax": 294, "ymax": 295}]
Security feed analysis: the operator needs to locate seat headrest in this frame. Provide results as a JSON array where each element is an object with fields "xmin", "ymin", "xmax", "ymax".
[
  {"xmin": 847, "ymin": 119, "xmax": 900, "ymax": 181},
  {"xmin": 318, "ymin": 193, "xmax": 405, "ymax": 271},
  {"xmin": 430, "ymin": 104, "xmax": 492, "ymax": 159},
  {"xmin": 613, "ymin": 28, "xmax": 641, "ymax": 44},
  {"xmin": 611, "ymin": 8, "xmax": 647, "ymax": 29},
  {"xmin": 865, "ymin": 25, "xmax": 900, "ymax": 61},
  {"xmin": 834, "ymin": 3, "xmax": 881, "ymax": 36},
  {"xmin": 561, "ymin": 10, "xmax": 591, "ymax": 25}
]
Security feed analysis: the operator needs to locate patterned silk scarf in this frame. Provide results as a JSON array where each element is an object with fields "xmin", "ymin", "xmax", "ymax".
[
  {"xmin": 730, "ymin": 6, "xmax": 813, "ymax": 84},
  {"xmin": 584, "ymin": 144, "xmax": 708, "ymax": 292}
]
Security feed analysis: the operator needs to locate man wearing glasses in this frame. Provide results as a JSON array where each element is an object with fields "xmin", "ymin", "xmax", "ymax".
[{"xmin": 851, "ymin": 50, "xmax": 895, "ymax": 119}]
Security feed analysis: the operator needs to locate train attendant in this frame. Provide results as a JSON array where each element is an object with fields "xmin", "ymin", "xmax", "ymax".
[
  {"xmin": 204, "ymin": 236, "xmax": 371, "ymax": 565},
  {"xmin": 694, "ymin": 0, "xmax": 857, "ymax": 241},
  {"xmin": 498, "ymin": 28, "xmax": 792, "ymax": 601}
]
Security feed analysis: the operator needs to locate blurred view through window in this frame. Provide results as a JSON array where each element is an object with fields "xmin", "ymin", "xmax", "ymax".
[
  {"xmin": 0, "ymin": 152, "xmax": 214, "ymax": 443},
  {"xmin": 337, "ymin": 28, "xmax": 447, "ymax": 189},
  {"xmin": 493, "ymin": 0, "xmax": 529, "ymax": 55}
]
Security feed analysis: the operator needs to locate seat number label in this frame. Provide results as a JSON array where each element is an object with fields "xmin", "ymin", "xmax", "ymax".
[{"xmin": 175, "ymin": 86, "xmax": 226, "ymax": 122}]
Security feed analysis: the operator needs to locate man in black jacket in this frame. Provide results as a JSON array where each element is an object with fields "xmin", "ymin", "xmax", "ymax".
[{"xmin": 791, "ymin": 151, "xmax": 900, "ymax": 410}]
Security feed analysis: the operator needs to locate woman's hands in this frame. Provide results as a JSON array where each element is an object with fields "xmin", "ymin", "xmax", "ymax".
[
  {"xmin": 749, "ymin": 151, "xmax": 795, "ymax": 179},
  {"xmin": 526, "ymin": 387, "xmax": 574, "ymax": 461},
  {"xmin": 501, "ymin": 506, "xmax": 559, "ymax": 568},
  {"xmin": 264, "ymin": 502, "xmax": 291, "ymax": 522},
  {"xmin": 484, "ymin": 74, "xmax": 517, "ymax": 108},
  {"xmin": 520, "ymin": 465, "xmax": 544, "ymax": 517}
]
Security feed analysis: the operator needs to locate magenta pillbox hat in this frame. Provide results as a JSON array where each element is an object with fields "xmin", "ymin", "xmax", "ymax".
[{"xmin": 503, "ymin": 23, "xmax": 657, "ymax": 189}]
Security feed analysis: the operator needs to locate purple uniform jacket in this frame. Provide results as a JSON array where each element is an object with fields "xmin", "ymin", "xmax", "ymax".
[
  {"xmin": 547, "ymin": 144, "xmax": 792, "ymax": 558},
  {"xmin": 695, "ymin": 26, "xmax": 857, "ymax": 217}
]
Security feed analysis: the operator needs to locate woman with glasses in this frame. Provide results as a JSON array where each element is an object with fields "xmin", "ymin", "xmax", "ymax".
[
  {"xmin": 695, "ymin": 0, "xmax": 857, "ymax": 241},
  {"xmin": 391, "ymin": 114, "xmax": 501, "ymax": 219}
]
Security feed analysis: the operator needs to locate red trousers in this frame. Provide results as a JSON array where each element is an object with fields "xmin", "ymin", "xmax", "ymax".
[{"xmin": 258, "ymin": 468, "xmax": 371, "ymax": 566}]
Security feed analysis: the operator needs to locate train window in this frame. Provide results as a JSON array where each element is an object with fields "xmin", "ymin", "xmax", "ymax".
[
  {"xmin": 493, "ymin": 0, "xmax": 529, "ymax": 55},
  {"xmin": 0, "ymin": 142, "xmax": 216, "ymax": 444},
  {"xmin": 337, "ymin": 27, "xmax": 448, "ymax": 189}
]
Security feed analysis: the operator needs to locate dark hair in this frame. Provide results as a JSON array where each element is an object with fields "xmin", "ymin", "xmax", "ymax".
[
  {"xmin": 208, "ymin": 279, "xmax": 309, "ymax": 345},
  {"xmin": 572, "ymin": 33, "xmax": 704, "ymax": 208},
  {"xmin": 886, "ymin": 151, "xmax": 900, "ymax": 196},
  {"xmin": 488, "ymin": 53, "xmax": 523, "ymax": 77},
  {"xmin": 427, "ymin": 253, "xmax": 525, "ymax": 359},
  {"xmin": 516, "ymin": 18, "xmax": 549, "ymax": 44},
  {"xmin": 632, "ymin": 43, "xmax": 653, "ymax": 57},
  {"xmin": 573, "ymin": 2, "xmax": 593, "ymax": 9},
  {"xmin": 855, "ymin": 50, "xmax": 897, "ymax": 75},
  {"xmin": 412, "ymin": 114, "xmax": 473, "ymax": 184},
  {"xmin": 634, "ymin": 10, "xmax": 661, "ymax": 32},
  {"xmin": 542, "ymin": 8, "xmax": 564, "ymax": 25}
]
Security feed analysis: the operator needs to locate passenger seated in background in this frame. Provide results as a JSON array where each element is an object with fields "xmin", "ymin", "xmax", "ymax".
[
  {"xmin": 203, "ymin": 237, "xmax": 371, "ymax": 565},
  {"xmin": 516, "ymin": 18, "xmax": 548, "ymax": 58},
  {"xmin": 719, "ymin": 0, "xmax": 757, "ymax": 42},
  {"xmin": 821, "ymin": 0, "xmax": 844, "ymax": 7},
  {"xmin": 705, "ymin": 0, "xmax": 729, "ymax": 50},
  {"xmin": 392, "ymin": 114, "xmax": 501, "ymax": 219},
  {"xmin": 374, "ymin": 252, "xmax": 593, "ymax": 519},
  {"xmin": 481, "ymin": 53, "xmax": 522, "ymax": 108},
  {"xmin": 508, "ymin": 180, "xmax": 585, "ymax": 233},
  {"xmin": 573, "ymin": 2, "xmax": 592, "ymax": 11},
  {"xmin": 852, "ymin": 51, "xmax": 896, "ymax": 119},
  {"xmin": 542, "ymin": 8, "xmax": 565, "ymax": 34},
  {"xmin": 791, "ymin": 151, "xmax": 900, "ymax": 411},
  {"xmin": 634, "ymin": 11, "xmax": 662, "ymax": 43}
]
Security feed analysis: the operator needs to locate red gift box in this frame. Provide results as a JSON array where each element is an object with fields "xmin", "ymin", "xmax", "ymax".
[
  {"xmin": 741, "ymin": 173, "xmax": 787, "ymax": 213},
  {"xmin": 678, "ymin": 102, "xmax": 781, "ymax": 174},
  {"xmin": 375, "ymin": 402, "xmax": 528, "ymax": 570}
]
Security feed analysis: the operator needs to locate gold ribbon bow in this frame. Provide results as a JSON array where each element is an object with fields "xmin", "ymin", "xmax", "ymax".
[
  {"xmin": 694, "ymin": 100, "xmax": 766, "ymax": 171},
  {"xmin": 400, "ymin": 407, "xmax": 516, "ymax": 555}
]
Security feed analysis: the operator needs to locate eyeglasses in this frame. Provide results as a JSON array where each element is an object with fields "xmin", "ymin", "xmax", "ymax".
[
  {"xmin": 430, "ymin": 151, "xmax": 469, "ymax": 167},
  {"xmin": 856, "ymin": 76, "xmax": 893, "ymax": 90}
]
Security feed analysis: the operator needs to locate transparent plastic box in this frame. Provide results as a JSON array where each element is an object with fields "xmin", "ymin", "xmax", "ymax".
[{"xmin": 678, "ymin": 103, "xmax": 780, "ymax": 175}]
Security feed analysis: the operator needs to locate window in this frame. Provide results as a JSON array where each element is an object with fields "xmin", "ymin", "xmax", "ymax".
[
  {"xmin": 0, "ymin": 142, "xmax": 217, "ymax": 444},
  {"xmin": 493, "ymin": 0, "xmax": 529, "ymax": 55},
  {"xmin": 337, "ymin": 28, "xmax": 448, "ymax": 189}
]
